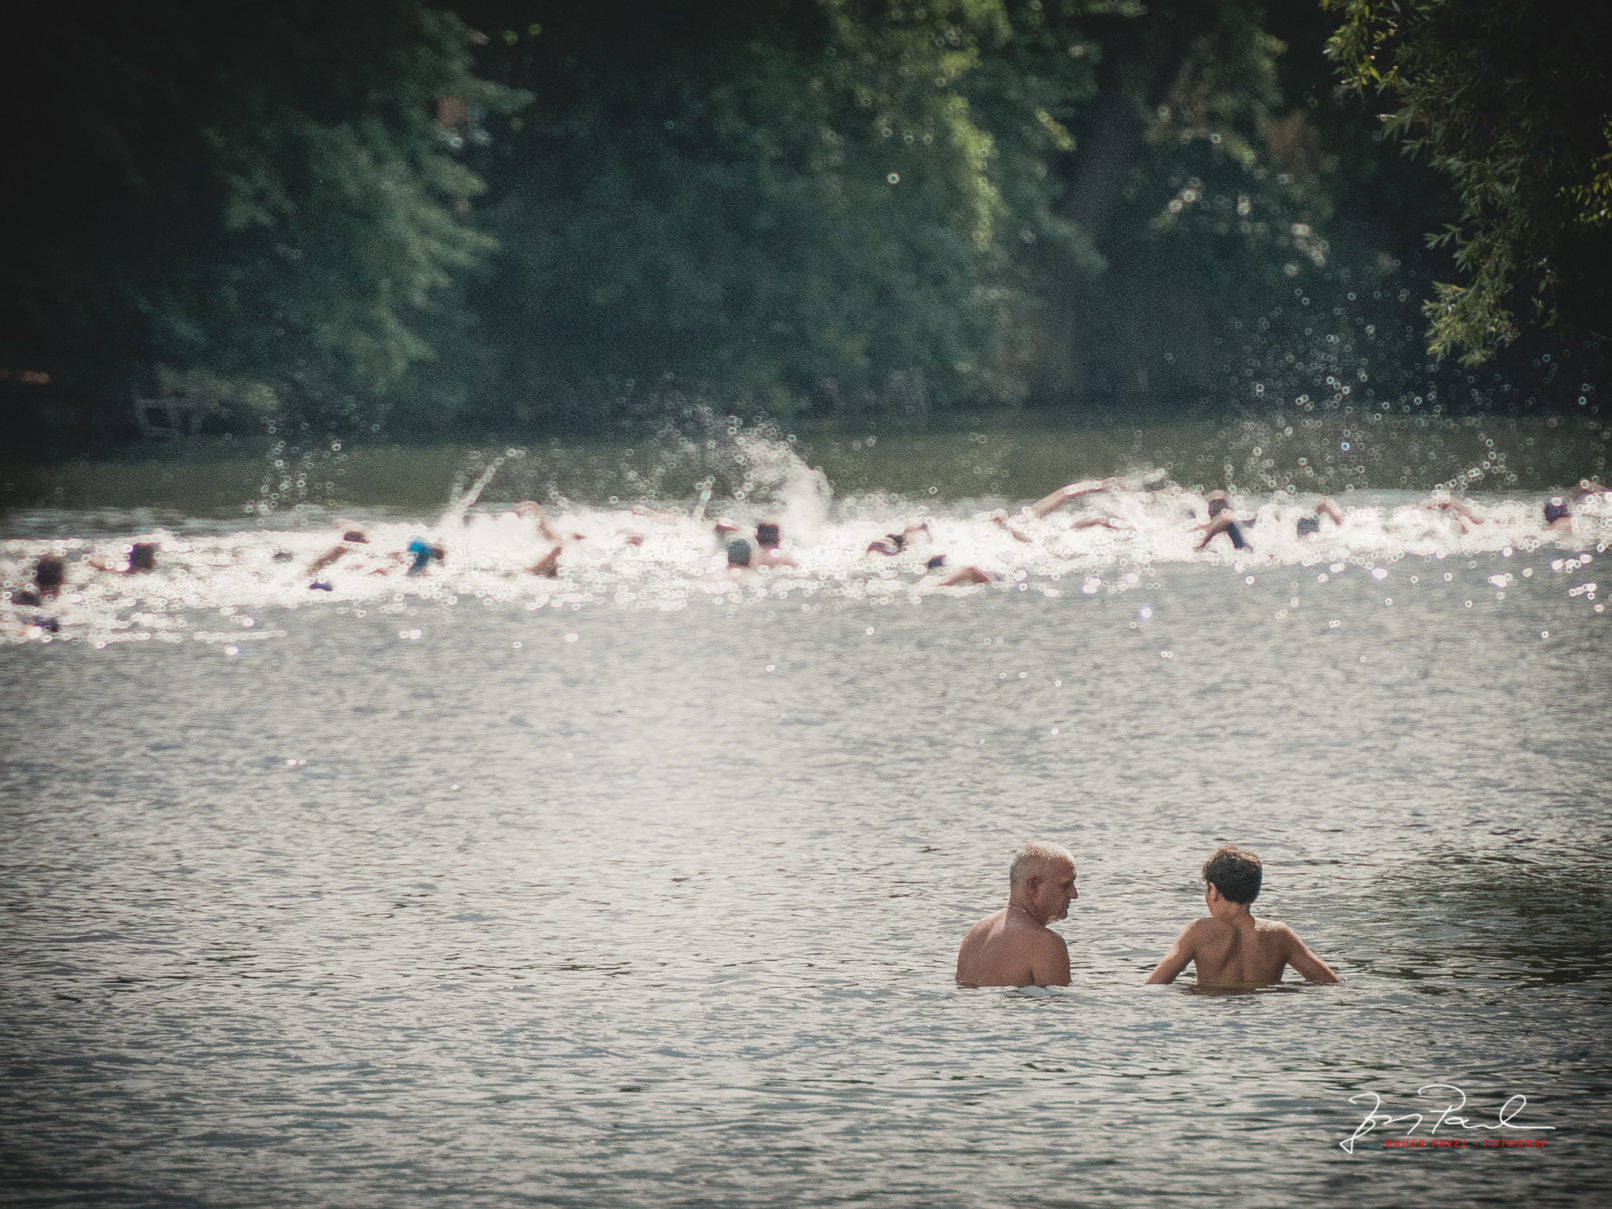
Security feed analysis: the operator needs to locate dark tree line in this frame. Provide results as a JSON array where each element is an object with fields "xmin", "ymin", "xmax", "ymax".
[{"xmin": 2, "ymin": 0, "xmax": 1606, "ymax": 444}]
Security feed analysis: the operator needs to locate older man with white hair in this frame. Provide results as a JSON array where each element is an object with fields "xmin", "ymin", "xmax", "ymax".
[{"xmin": 955, "ymin": 841, "xmax": 1078, "ymax": 987}]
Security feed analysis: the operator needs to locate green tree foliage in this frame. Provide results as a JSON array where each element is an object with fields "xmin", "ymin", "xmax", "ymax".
[
  {"xmin": 460, "ymin": 0, "xmax": 1369, "ymax": 422},
  {"xmin": 1326, "ymin": 0, "xmax": 1612, "ymax": 362},
  {"xmin": 7, "ymin": 0, "xmax": 1547, "ymax": 444},
  {"xmin": 1008, "ymin": 0, "xmax": 1306, "ymax": 407},
  {"xmin": 946, "ymin": 0, "xmax": 1421, "ymax": 415},
  {"xmin": 457, "ymin": 0, "xmax": 1036, "ymax": 424},
  {"xmin": 3, "ymin": 3, "xmax": 520, "ymax": 430}
]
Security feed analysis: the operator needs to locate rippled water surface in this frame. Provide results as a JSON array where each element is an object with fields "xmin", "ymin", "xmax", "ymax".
[{"xmin": 3, "ymin": 436, "xmax": 1610, "ymax": 1206}]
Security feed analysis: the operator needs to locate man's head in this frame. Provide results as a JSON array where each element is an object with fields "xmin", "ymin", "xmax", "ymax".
[
  {"xmin": 727, "ymin": 538, "xmax": 753, "ymax": 568},
  {"xmin": 1202, "ymin": 845, "xmax": 1262, "ymax": 904},
  {"xmin": 1009, "ymin": 841, "xmax": 1078, "ymax": 923},
  {"xmin": 755, "ymin": 522, "xmax": 781, "ymax": 547}
]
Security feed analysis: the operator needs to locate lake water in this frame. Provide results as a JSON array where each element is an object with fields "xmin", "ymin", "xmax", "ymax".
[{"xmin": 2, "ymin": 419, "xmax": 1610, "ymax": 1206}]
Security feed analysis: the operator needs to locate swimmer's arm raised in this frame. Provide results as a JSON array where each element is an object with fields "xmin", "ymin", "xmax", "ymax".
[
  {"xmin": 1028, "ymin": 479, "xmax": 1109, "ymax": 518},
  {"xmin": 306, "ymin": 545, "xmax": 348, "ymax": 575},
  {"xmin": 1144, "ymin": 927, "xmax": 1195, "ymax": 984},
  {"xmin": 1194, "ymin": 513, "xmax": 1237, "ymax": 549},
  {"xmin": 1280, "ymin": 925, "xmax": 1340, "ymax": 984}
]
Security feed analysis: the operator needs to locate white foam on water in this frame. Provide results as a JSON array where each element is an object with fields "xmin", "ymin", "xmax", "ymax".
[{"xmin": 3, "ymin": 444, "xmax": 1608, "ymax": 646}]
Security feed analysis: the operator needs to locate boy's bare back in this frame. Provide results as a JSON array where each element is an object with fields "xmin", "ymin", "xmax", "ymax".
[
  {"xmin": 1147, "ymin": 915, "xmax": 1335, "ymax": 987},
  {"xmin": 1145, "ymin": 845, "xmax": 1339, "ymax": 988}
]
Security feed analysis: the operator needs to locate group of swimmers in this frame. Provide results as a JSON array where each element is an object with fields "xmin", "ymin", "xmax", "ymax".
[
  {"xmin": 7, "ymin": 474, "xmax": 1606, "ymax": 630},
  {"xmin": 955, "ymin": 841, "xmax": 1339, "ymax": 989},
  {"xmin": 7, "ymin": 543, "xmax": 162, "ymax": 630},
  {"xmin": 299, "ymin": 528, "xmax": 447, "ymax": 589},
  {"xmin": 1186, "ymin": 478, "xmax": 1605, "ymax": 553}
]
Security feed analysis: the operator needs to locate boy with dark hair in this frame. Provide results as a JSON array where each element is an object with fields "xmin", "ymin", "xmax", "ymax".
[{"xmin": 1145, "ymin": 845, "xmax": 1339, "ymax": 987}]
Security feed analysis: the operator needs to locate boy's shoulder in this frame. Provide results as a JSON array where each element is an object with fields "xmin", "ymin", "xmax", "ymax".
[
  {"xmin": 1251, "ymin": 918, "xmax": 1307, "ymax": 952},
  {"xmin": 1252, "ymin": 918, "xmax": 1297, "ymax": 937},
  {"xmin": 1187, "ymin": 915, "xmax": 1295, "ymax": 941}
]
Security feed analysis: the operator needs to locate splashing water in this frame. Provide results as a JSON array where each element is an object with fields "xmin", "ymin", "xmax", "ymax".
[
  {"xmin": 441, "ymin": 451, "xmax": 519, "ymax": 531},
  {"xmin": 3, "ymin": 436, "xmax": 1607, "ymax": 648}
]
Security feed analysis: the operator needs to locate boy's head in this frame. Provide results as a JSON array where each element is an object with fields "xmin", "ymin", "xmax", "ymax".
[{"xmin": 1202, "ymin": 845, "xmax": 1262, "ymax": 904}]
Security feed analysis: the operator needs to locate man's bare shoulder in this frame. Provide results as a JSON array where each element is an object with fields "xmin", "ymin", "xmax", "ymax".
[
  {"xmin": 1024, "ymin": 922, "xmax": 1068, "ymax": 953},
  {"xmin": 961, "ymin": 909, "xmax": 1062, "ymax": 949},
  {"xmin": 961, "ymin": 909, "xmax": 1009, "ymax": 940}
]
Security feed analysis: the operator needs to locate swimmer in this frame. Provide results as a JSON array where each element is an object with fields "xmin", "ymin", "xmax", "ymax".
[
  {"xmin": 956, "ymin": 841, "xmax": 1078, "ymax": 987},
  {"xmin": 932, "ymin": 562, "xmax": 996, "ymax": 586},
  {"xmin": 527, "ymin": 543, "xmax": 563, "ymax": 578},
  {"xmin": 405, "ymin": 539, "xmax": 446, "ymax": 577},
  {"xmin": 1571, "ymin": 479, "xmax": 1609, "ymax": 500},
  {"xmin": 752, "ymin": 522, "xmax": 797, "ymax": 569},
  {"xmin": 1195, "ymin": 491, "xmax": 1252, "ymax": 551},
  {"xmin": 513, "ymin": 501, "xmax": 563, "ymax": 545},
  {"xmin": 987, "ymin": 509, "xmax": 1035, "ymax": 543},
  {"xmin": 1145, "ymin": 845, "xmax": 1338, "ymax": 988},
  {"xmin": 307, "ymin": 529, "xmax": 368, "ymax": 576},
  {"xmin": 10, "ymin": 555, "xmax": 66, "ymax": 605},
  {"xmin": 1423, "ymin": 494, "xmax": 1484, "ymax": 534},
  {"xmin": 865, "ymin": 521, "xmax": 932, "ymax": 557},
  {"xmin": 725, "ymin": 537, "xmax": 754, "ymax": 575},
  {"xmin": 1296, "ymin": 496, "xmax": 1345, "ymax": 537},
  {"xmin": 1027, "ymin": 476, "xmax": 1126, "ymax": 519},
  {"xmin": 1544, "ymin": 497, "xmax": 1574, "ymax": 533},
  {"xmin": 90, "ymin": 541, "xmax": 158, "ymax": 574}
]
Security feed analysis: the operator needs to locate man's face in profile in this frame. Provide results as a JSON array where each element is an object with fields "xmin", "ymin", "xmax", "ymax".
[{"xmin": 1033, "ymin": 859, "xmax": 1078, "ymax": 922}]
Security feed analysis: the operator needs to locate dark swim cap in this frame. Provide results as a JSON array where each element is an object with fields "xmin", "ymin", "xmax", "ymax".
[
  {"xmin": 1544, "ymin": 499, "xmax": 1570, "ymax": 524},
  {"xmin": 727, "ymin": 538, "xmax": 753, "ymax": 567}
]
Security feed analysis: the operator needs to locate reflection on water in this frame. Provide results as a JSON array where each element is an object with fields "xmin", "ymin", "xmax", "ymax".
[{"xmin": 2, "ymin": 434, "xmax": 1609, "ymax": 1206}]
